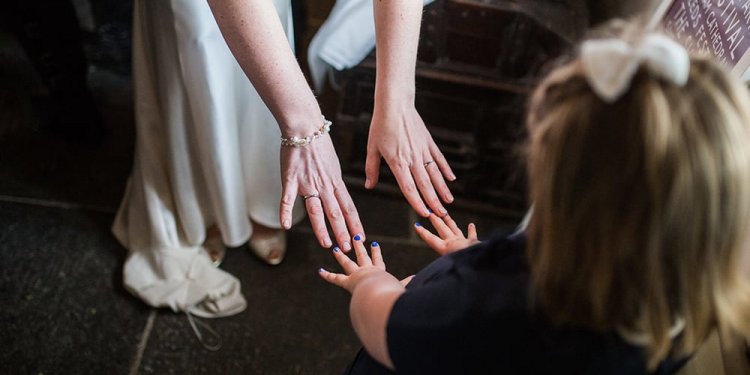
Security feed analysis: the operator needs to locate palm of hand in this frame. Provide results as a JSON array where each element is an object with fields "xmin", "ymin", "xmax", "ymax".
[{"xmin": 415, "ymin": 213, "xmax": 480, "ymax": 255}]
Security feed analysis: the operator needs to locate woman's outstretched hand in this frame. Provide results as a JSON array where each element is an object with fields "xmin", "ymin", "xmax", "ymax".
[
  {"xmin": 280, "ymin": 136, "xmax": 363, "ymax": 252},
  {"xmin": 369, "ymin": 0, "xmax": 456, "ymax": 219},
  {"xmin": 415, "ymin": 213, "xmax": 480, "ymax": 255},
  {"xmin": 366, "ymin": 105, "xmax": 456, "ymax": 218}
]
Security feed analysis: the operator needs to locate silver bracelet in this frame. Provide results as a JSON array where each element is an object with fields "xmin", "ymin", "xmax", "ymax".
[{"xmin": 280, "ymin": 116, "xmax": 333, "ymax": 147}]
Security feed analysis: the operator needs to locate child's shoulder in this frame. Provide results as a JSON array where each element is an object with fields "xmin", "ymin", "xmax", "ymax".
[
  {"xmin": 407, "ymin": 230, "xmax": 529, "ymax": 292},
  {"xmin": 450, "ymin": 229, "xmax": 528, "ymax": 271}
]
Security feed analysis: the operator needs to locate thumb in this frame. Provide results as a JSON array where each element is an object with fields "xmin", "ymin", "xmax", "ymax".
[
  {"xmin": 280, "ymin": 179, "xmax": 298, "ymax": 229},
  {"xmin": 467, "ymin": 223, "xmax": 478, "ymax": 240},
  {"xmin": 365, "ymin": 148, "xmax": 382, "ymax": 189}
]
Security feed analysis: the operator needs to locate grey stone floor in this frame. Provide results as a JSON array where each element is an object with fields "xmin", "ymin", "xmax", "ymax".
[{"xmin": 0, "ymin": 63, "xmax": 520, "ymax": 375}]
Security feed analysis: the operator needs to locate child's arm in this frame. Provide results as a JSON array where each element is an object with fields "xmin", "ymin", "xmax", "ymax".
[
  {"xmin": 319, "ymin": 237, "xmax": 404, "ymax": 371},
  {"xmin": 415, "ymin": 214, "xmax": 481, "ymax": 255}
]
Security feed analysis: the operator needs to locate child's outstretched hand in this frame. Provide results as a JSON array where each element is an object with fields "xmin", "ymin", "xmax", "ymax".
[
  {"xmin": 415, "ymin": 214, "xmax": 480, "ymax": 255},
  {"xmin": 319, "ymin": 236, "xmax": 394, "ymax": 294}
]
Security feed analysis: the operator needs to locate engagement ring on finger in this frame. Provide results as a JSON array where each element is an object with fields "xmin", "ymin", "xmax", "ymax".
[
  {"xmin": 303, "ymin": 193, "xmax": 320, "ymax": 200},
  {"xmin": 424, "ymin": 160, "xmax": 434, "ymax": 167}
]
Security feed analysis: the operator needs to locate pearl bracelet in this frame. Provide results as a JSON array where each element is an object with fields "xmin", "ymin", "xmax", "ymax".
[{"xmin": 280, "ymin": 116, "xmax": 333, "ymax": 147}]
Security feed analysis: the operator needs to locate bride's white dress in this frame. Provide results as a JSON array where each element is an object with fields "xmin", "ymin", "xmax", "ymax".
[{"xmin": 113, "ymin": 0, "xmax": 304, "ymax": 318}]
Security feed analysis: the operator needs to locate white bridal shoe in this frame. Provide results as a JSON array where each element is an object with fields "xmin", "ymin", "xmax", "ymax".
[
  {"xmin": 249, "ymin": 227, "xmax": 287, "ymax": 266},
  {"xmin": 203, "ymin": 226, "xmax": 226, "ymax": 267}
]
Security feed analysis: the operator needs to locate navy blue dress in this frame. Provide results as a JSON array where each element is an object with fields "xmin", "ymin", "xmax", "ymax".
[{"xmin": 344, "ymin": 232, "xmax": 689, "ymax": 374}]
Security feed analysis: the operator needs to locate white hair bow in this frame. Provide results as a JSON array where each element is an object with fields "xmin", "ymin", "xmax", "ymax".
[{"xmin": 581, "ymin": 34, "xmax": 690, "ymax": 103}]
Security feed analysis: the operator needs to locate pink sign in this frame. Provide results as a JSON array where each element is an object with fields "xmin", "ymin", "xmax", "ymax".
[{"xmin": 662, "ymin": 0, "xmax": 750, "ymax": 66}]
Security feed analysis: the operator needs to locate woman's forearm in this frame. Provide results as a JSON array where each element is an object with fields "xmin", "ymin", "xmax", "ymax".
[
  {"xmin": 207, "ymin": 0, "xmax": 321, "ymax": 136},
  {"xmin": 373, "ymin": 0, "xmax": 423, "ymax": 106},
  {"xmin": 367, "ymin": 1, "xmax": 455, "ymax": 214}
]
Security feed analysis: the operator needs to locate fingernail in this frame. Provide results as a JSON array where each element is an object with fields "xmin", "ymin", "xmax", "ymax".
[
  {"xmin": 324, "ymin": 238, "xmax": 332, "ymax": 247},
  {"xmin": 365, "ymin": 178, "xmax": 371, "ymax": 188},
  {"xmin": 415, "ymin": 222, "xmax": 421, "ymax": 227},
  {"xmin": 447, "ymin": 193, "xmax": 454, "ymax": 203},
  {"xmin": 450, "ymin": 173, "xmax": 457, "ymax": 181},
  {"xmin": 283, "ymin": 220, "xmax": 290, "ymax": 229},
  {"xmin": 342, "ymin": 242, "xmax": 351, "ymax": 251},
  {"xmin": 318, "ymin": 268, "xmax": 325, "ymax": 273},
  {"xmin": 371, "ymin": 241, "xmax": 379, "ymax": 247},
  {"xmin": 424, "ymin": 209, "xmax": 431, "ymax": 216},
  {"xmin": 427, "ymin": 209, "xmax": 433, "ymax": 214},
  {"xmin": 440, "ymin": 208, "xmax": 448, "ymax": 216},
  {"xmin": 353, "ymin": 234, "xmax": 361, "ymax": 241},
  {"xmin": 333, "ymin": 247, "xmax": 340, "ymax": 253}
]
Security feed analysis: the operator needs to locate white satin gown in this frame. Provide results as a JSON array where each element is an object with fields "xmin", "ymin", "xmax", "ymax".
[{"xmin": 113, "ymin": 0, "xmax": 305, "ymax": 318}]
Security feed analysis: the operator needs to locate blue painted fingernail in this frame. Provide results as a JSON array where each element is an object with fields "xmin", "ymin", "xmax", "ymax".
[
  {"xmin": 319, "ymin": 268, "xmax": 325, "ymax": 273},
  {"xmin": 415, "ymin": 222, "xmax": 421, "ymax": 227},
  {"xmin": 372, "ymin": 241, "xmax": 379, "ymax": 247},
  {"xmin": 354, "ymin": 234, "xmax": 361, "ymax": 241},
  {"xmin": 428, "ymin": 209, "xmax": 433, "ymax": 214},
  {"xmin": 333, "ymin": 247, "xmax": 340, "ymax": 253}
]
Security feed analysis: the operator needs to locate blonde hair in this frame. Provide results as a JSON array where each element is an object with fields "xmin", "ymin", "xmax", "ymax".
[{"xmin": 525, "ymin": 54, "xmax": 750, "ymax": 368}]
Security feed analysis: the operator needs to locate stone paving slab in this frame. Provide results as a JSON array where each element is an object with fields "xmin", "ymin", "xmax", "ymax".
[{"xmin": 0, "ymin": 201, "xmax": 150, "ymax": 375}]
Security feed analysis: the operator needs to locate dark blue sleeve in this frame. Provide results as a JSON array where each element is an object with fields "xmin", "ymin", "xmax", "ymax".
[
  {"xmin": 384, "ymin": 234, "xmax": 532, "ymax": 374},
  {"xmin": 386, "ymin": 268, "xmax": 471, "ymax": 374}
]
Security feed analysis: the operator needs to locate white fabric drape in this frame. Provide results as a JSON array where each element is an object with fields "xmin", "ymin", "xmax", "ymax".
[
  {"xmin": 113, "ymin": 0, "xmax": 304, "ymax": 318},
  {"xmin": 307, "ymin": 0, "xmax": 434, "ymax": 92}
]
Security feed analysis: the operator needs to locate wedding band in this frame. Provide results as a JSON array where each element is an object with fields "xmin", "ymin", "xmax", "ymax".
[
  {"xmin": 424, "ymin": 160, "xmax": 434, "ymax": 167},
  {"xmin": 303, "ymin": 193, "xmax": 320, "ymax": 200}
]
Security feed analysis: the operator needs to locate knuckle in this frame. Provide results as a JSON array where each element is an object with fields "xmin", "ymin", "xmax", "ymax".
[
  {"xmin": 365, "ymin": 158, "xmax": 378, "ymax": 169},
  {"xmin": 426, "ymin": 197, "xmax": 441, "ymax": 208},
  {"xmin": 280, "ymin": 195, "xmax": 296, "ymax": 206},
  {"xmin": 342, "ymin": 203, "xmax": 358, "ymax": 216},
  {"xmin": 413, "ymin": 179, "xmax": 427, "ymax": 190},
  {"xmin": 394, "ymin": 160, "xmax": 411, "ymax": 171},
  {"xmin": 329, "ymin": 208, "xmax": 343, "ymax": 220},
  {"xmin": 403, "ymin": 183, "xmax": 418, "ymax": 195},
  {"xmin": 335, "ymin": 231, "xmax": 349, "ymax": 241},
  {"xmin": 434, "ymin": 181, "xmax": 449, "ymax": 191},
  {"xmin": 309, "ymin": 204, "xmax": 325, "ymax": 216},
  {"xmin": 315, "ymin": 226, "xmax": 329, "ymax": 238},
  {"xmin": 281, "ymin": 174, "xmax": 295, "ymax": 184}
]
